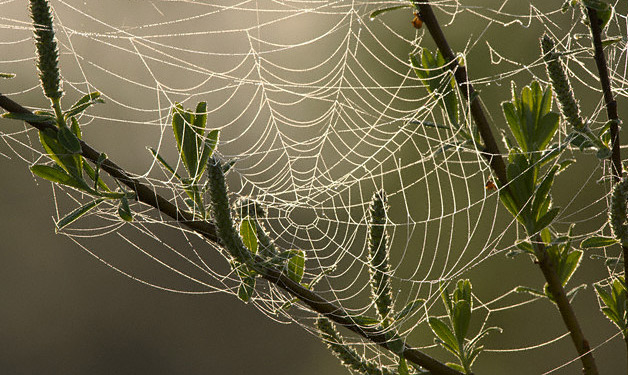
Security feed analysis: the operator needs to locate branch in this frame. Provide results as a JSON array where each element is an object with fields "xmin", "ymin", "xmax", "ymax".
[
  {"xmin": 585, "ymin": 6, "xmax": 628, "ymax": 315},
  {"xmin": 585, "ymin": 6, "xmax": 621, "ymax": 180},
  {"xmin": 0, "ymin": 94, "xmax": 219, "ymax": 242},
  {"xmin": 533, "ymin": 238, "xmax": 599, "ymax": 375},
  {"xmin": 414, "ymin": 2, "xmax": 599, "ymax": 374},
  {"xmin": 0, "ymin": 93, "xmax": 462, "ymax": 375},
  {"xmin": 413, "ymin": 1, "xmax": 508, "ymax": 187}
]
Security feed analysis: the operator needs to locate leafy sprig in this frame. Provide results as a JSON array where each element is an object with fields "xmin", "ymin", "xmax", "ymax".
[{"xmin": 428, "ymin": 280, "xmax": 500, "ymax": 374}]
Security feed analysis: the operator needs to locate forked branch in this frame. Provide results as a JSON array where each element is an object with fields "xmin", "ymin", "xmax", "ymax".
[{"xmin": 586, "ymin": 4, "xmax": 627, "ymax": 365}]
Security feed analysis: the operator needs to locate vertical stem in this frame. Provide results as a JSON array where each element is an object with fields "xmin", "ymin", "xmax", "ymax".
[
  {"xmin": 533, "ymin": 239, "xmax": 599, "ymax": 375},
  {"xmin": 585, "ymin": 6, "xmax": 628, "ymax": 310},
  {"xmin": 414, "ymin": 2, "xmax": 599, "ymax": 374},
  {"xmin": 585, "ymin": 7, "xmax": 621, "ymax": 180},
  {"xmin": 413, "ymin": 1, "xmax": 508, "ymax": 187},
  {"xmin": 51, "ymin": 98, "xmax": 66, "ymax": 128}
]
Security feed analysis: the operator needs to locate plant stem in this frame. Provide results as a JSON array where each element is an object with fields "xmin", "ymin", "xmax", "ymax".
[
  {"xmin": 414, "ymin": 2, "xmax": 599, "ymax": 374},
  {"xmin": 533, "ymin": 238, "xmax": 599, "ymax": 375},
  {"xmin": 0, "ymin": 93, "xmax": 218, "ymax": 240},
  {"xmin": 585, "ymin": 5, "xmax": 628, "ymax": 298},
  {"xmin": 585, "ymin": 6, "xmax": 621, "ymax": 180},
  {"xmin": 0, "ymin": 92, "xmax": 463, "ymax": 375},
  {"xmin": 413, "ymin": 1, "xmax": 508, "ymax": 187}
]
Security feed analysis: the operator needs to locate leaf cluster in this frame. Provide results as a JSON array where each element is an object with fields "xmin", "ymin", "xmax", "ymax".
[
  {"xmin": 150, "ymin": 102, "xmax": 219, "ymax": 220},
  {"xmin": 498, "ymin": 81, "xmax": 564, "ymax": 235},
  {"xmin": 428, "ymin": 280, "xmax": 500, "ymax": 374},
  {"xmin": 595, "ymin": 277, "xmax": 628, "ymax": 337}
]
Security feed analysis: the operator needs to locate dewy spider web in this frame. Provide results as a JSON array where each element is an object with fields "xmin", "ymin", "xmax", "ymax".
[{"xmin": 1, "ymin": 0, "xmax": 627, "ymax": 373}]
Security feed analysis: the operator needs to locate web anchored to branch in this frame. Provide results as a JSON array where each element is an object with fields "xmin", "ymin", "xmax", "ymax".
[{"xmin": 1, "ymin": 0, "xmax": 627, "ymax": 374}]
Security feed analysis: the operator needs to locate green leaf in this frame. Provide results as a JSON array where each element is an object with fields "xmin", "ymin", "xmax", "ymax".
[
  {"xmin": 515, "ymin": 241, "xmax": 534, "ymax": 254},
  {"xmin": 566, "ymin": 284, "xmax": 587, "ymax": 301},
  {"xmin": 83, "ymin": 160, "xmax": 112, "ymax": 193},
  {"xmin": 397, "ymin": 356, "xmax": 410, "ymax": 375},
  {"xmin": 410, "ymin": 49, "xmax": 458, "ymax": 126},
  {"xmin": 240, "ymin": 217, "xmax": 258, "ymax": 254},
  {"xmin": 69, "ymin": 116, "xmax": 82, "ymax": 139},
  {"xmin": 596, "ymin": 145, "xmax": 612, "ymax": 159},
  {"xmin": 238, "ymin": 275, "xmax": 256, "ymax": 303},
  {"xmin": 583, "ymin": 0, "xmax": 613, "ymax": 29},
  {"xmin": 2, "ymin": 111, "xmax": 56, "ymax": 124},
  {"xmin": 506, "ymin": 153, "xmax": 534, "ymax": 215},
  {"xmin": 30, "ymin": 164, "xmax": 90, "ymax": 192},
  {"xmin": 285, "ymin": 249, "xmax": 306, "ymax": 283},
  {"xmin": 57, "ymin": 125, "xmax": 82, "ymax": 154},
  {"xmin": 531, "ymin": 166, "xmax": 558, "ymax": 220},
  {"xmin": 381, "ymin": 329, "xmax": 405, "ymax": 355},
  {"xmin": 499, "ymin": 189, "xmax": 522, "ymax": 222},
  {"xmin": 515, "ymin": 286, "xmax": 545, "ymax": 298},
  {"xmin": 503, "ymin": 102, "xmax": 525, "ymax": 151},
  {"xmin": 601, "ymin": 306, "xmax": 622, "ymax": 328},
  {"xmin": 0, "ymin": 72, "xmax": 15, "ymax": 79},
  {"xmin": 595, "ymin": 280, "xmax": 627, "ymax": 330},
  {"xmin": 534, "ymin": 207, "xmax": 560, "ymax": 233},
  {"xmin": 56, "ymin": 198, "xmax": 105, "ymax": 231},
  {"xmin": 452, "ymin": 300, "xmax": 471, "ymax": 342},
  {"xmin": 222, "ymin": 159, "xmax": 236, "ymax": 174},
  {"xmin": 453, "ymin": 280, "xmax": 472, "ymax": 304},
  {"xmin": 558, "ymin": 250, "xmax": 582, "ymax": 286},
  {"xmin": 446, "ymin": 362, "xmax": 466, "ymax": 372},
  {"xmin": 535, "ymin": 112, "xmax": 560, "ymax": 151},
  {"xmin": 581, "ymin": 236, "xmax": 619, "ymax": 248},
  {"xmin": 394, "ymin": 299, "xmax": 425, "ymax": 321},
  {"xmin": 428, "ymin": 317, "xmax": 459, "ymax": 353},
  {"xmin": 148, "ymin": 147, "xmax": 182, "ymax": 181},
  {"xmin": 118, "ymin": 195, "xmax": 133, "ymax": 222},
  {"xmin": 172, "ymin": 103, "xmax": 200, "ymax": 179},
  {"xmin": 349, "ymin": 315, "xmax": 380, "ymax": 327},
  {"xmin": 369, "ymin": 5, "xmax": 413, "ymax": 20},
  {"xmin": 39, "ymin": 129, "xmax": 83, "ymax": 179},
  {"xmin": 440, "ymin": 284, "xmax": 453, "ymax": 315},
  {"xmin": 63, "ymin": 91, "xmax": 103, "ymax": 119},
  {"xmin": 594, "ymin": 285, "xmax": 616, "ymax": 315},
  {"xmin": 196, "ymin": 129, "xmax": 219, "ymax": 181},
  {"xmin": 192, "ymin": 102, "xmax": 207, "ymax": 135},
  {"xmin": 467, "ymin": 346, "xmax": 484, "ymax": 368},
  {"xmin": 467, "ymin": 326, "xmax": 502, "ymax": 352},
  {"xmin": 557, "ymin": 159, "xmax": 575, "ymax": 174}
]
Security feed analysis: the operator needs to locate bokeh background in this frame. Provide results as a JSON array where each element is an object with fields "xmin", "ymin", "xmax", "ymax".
[{"xmin": 1, "ymin": 1, "xmax": 627, "ymax": 374}]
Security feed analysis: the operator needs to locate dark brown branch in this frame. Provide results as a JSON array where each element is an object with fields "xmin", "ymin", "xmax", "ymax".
[
  {"xmin": 586, "ymin": 7, "xmax": 621, "ymax": 180},
  {"xmin": 0, "ymin": 93, "xmax": 219, "ymax": 242},
  {"xmin": 585, "ymin": 7, "xmax": 628, "ymax": 317},
  {"xmin": 414, "ymin": 1, "xmax": 508, "ymax": 187},
  {"xmin": 414, "ymin": 2, "xmax": 599, "ymax": 374},
  {"xmin": 0, "ymin": 92, "xmax": 462, "ymax": 375},
  {"xmin": 533, "ymin": 238, "xmax": 598, "ymax": 375}
]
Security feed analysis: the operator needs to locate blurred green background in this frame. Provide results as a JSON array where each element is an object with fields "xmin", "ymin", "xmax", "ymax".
[{"xmin": 1, "ymin": 0, "xmax": 626, "ymax": 374}]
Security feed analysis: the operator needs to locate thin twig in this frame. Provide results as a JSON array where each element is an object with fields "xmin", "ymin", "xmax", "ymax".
[
  {"xmin": 0, "ymin": 93, "xmax": 462, "ymax": 375},
  {"xmin": 533, "ymin": 237, "xmax": 598, "ymax": 375},
  {"xmin": 585, "ymin": 7, "xmax": 621, "ymax": 180},
  {"xmin": 0, "ymin": 94, "xmax": 219, "ymax": 242},
  {"xmin": 586, "ymin": 7, "xmax": 627, "ymax": 367},
  {"xmin": 414, "ymin": 2, "xmax": 599, "ymax": 374},
  {"xmin": 413, "ymin": 1, "xmax": 508, "ymax": 187}
]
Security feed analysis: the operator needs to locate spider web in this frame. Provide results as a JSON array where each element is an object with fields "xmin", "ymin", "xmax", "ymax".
[{"xmin": 1, "ymin": 0, "xmax": 627, "ymax": 373}]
